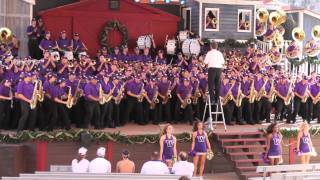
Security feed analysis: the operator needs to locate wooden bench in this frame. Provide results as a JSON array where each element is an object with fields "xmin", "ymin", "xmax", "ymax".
[
  {"xmin": 248, "ymin": 163, "xmax": 320, "ymax": 180},
  {"xmin": 50, "ymin": 165, "xmax": 72, "ymax": 172}
]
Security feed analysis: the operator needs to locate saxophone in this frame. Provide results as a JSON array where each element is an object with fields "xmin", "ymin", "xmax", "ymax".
[
  {"xmin": 99, "ymin": 84, "xmax": 105, "ymax": 105},
  {"xmin": 30, "ymin": 80, "xmax": 39, "ymax": 110},
  {"xmin": 235, "ymin": 83, "xmax": 244, "ymax": 107},
  {"xmin": 72, "ymin": 80, "xmax": 82, "ymax": 105},
  {"xmin": 37, "ymin": 80, "xmax": 44, "ymax": 102},
  {"xmin": 222, "ymin": 82, "xmax": 235, "ymax": 106},
  {"xmin": 284, "ymin": 81, "xmax": 293, "ymax": 106},
  {"xmin": 150, "ymin": 87, "xmax": 159, "ymax": 110},
  {"xmin": 269, "ymin": 80, "xmax": 276, "ymax": 102},
  {"xmin": 66, "ymin": 86, "xmax": 73, "ymax": 109},
  {"xmin": 192, "ymin": 80, "xmax": 201, "ymax": 105},
  {"xmin": 256, "ymin": 79, "xmax": 268, "ymax": 101},
  {"xmin": 181, "ymin": 86, "xmax": 192, "ymax": 109},
  {"xmin": 137, "ymin": 83, "xmax": 145, "ymax": 102},
  {"xmin": 104, "ymin": 84, "xmax": 116, "ymax": 103},
  {"xmin": 313, "ymin": 90, "xmax": 320, "ymax": 104},
  {"xmin": 162, "ymin": 82, "xmax": 173, "ymax": 104},
  {"xmin": 301, "ymin": 85, "xmax": 310, "ymax": 103},
  {"xmin": 249, "ymin": 79, "xmax": 256, "ymax": 104},
  {"xmin": 115, "ymin": 84, "xmax": 125, "ymax": 104}
]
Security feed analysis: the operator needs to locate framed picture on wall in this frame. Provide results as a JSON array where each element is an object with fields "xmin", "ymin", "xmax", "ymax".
[
  {"xmin": 238, "ymin": 9, "xmax": 252, "ymax": 32},
  {"xmin": 204, "ymin": 8, "xmax": 219, "ymax": 31}
]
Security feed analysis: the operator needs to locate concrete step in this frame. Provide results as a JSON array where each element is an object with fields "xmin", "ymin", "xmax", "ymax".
[
  {"xmin": 234, "ymin": 159, "xmax": 263, "ymax": 166},
  {"xmin": 236, "ymin": 166, "xmax": 257, "ymax": 172}
]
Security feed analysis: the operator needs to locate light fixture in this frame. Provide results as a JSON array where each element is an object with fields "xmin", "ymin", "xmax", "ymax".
[
  {"xmin": 134, "ymin": 0, "xmax": 140, "ymax": 2},
  {"xmin": 150, "ymin": 0, "xmax": 156, "ymax": 3},
  {"xmin": 165, "ymin": 0, "xmax": 171, "ymax": 3},
  {"xmin": 180, "ymin": 0, "xmax": 186, "ymax": 5}
]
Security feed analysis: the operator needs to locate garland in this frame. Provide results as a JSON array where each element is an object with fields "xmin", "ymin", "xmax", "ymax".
[
  {"xmin": 99, "ymin": 20, "xmax": 129, "ymax": 49},
  {"xmin": 0, "ymin": 129, "xmax": 192, "ymax": 144},
  {"xmin": 288, "ymin": 58, "xmax": 306, "ymax": 66},
  {"xmin": 259, "ymin": 126, "xmax": 320, "ymax": 138}
]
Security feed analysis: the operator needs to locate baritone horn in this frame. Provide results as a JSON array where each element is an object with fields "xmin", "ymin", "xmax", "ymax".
[
  {"xmin": 292, "ymin": 27, "xmax": 305, "ymax": 42},
  {"xmin": 0, "ymin": 27, "xmax": 13, "ymax": 44},
  {"xmin": 312, "ymin": 25, "xmax": 320, "ymax": 41},
  {"xmin": 257, "ymin": 8, "xmax": 269, "ymax": 23},
  {"xmin": 269, "ymin": 10, "xmax": 287, "ymax": 27}
]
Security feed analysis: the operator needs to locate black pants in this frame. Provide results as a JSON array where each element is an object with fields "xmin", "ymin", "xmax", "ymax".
[
  {"xmin": 17, "ymin": 101, "xmax": 37, "ymax": 131},
  {"xmin": 275, "ymin": 97, "xmax": 292, "ymax": 123},
  {"xmin": 174, "ymin": 100, "xmax": 193, "ymax": 123},
  {"xmin": 254, "ymin": 100, "xmax": 262, "ymax": 123},
  {"xmin": 28, "ymin": 38, "xmax": 39, "ymax": 59},
  {"xmin": 0, "ymin": 100, "xmax": 11, "ymax": 130},
  {"xmin": 143, "ymin": 100, "xmax": 160, "ymax": 124},
  {"xmin": 208, "ymin": 68, "xmax": 221, "ymax": 101},
  {"xmin": 71, "ymin": 97, "xmax": 85, "ymax": 128},
  {"xmin": 261, "ymin": 97, "xmax": 272, "ymax": 122},
  {"xmin": 56, "ymin": 103, "xmax": 71, "ymax": 130},
  {"xmin": 111, "ymin": 100, "xmax": 120, "ymax": 126},
  {"xmin": 223, "ymin": 101, "xmax": 242, "ymax": 123},
  {"xmin": 192, "ymin": 101, "xmax": 201, "ymax": 120},
  {"xmin": 312, "ymin": 101, "xmax": 320, "ymax": 122},
  {"xmin": 43, "ymin": 98, "xmax": 58, "ymax": 131},
  {"xmin": 159, "ymin": 98, "xmax": 172, "ymax": 123},
  {"xmin": 84, "ymin": 101, "xmax": 101, "ymax": 129},
  {"xmin": 291, "ymin": 96, "xmax": 309, "ymax": 122},
  {"xmin": 124, "ymin": 97, "xmax": 144, "ymax": 125},
  {"xmin": 100, "ymin": 102, "xmax": 113, "ymax": 127},
  {"xmin": 242, "ymin": 98, "xmax": 254, "ymax": 123},
  {"xmin": 11, "ymin": 100, "xmax": 21, "ymax": 129}
]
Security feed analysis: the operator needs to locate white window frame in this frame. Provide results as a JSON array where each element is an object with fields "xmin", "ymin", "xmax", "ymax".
[
  {"xmin": 204, "ymin": 8, "xmax": 219, "ymax": 32},
  {"xmin": 237, "ymin": 9, "xmax": 252, "ymax": 33},
  {"xmin": 182, "ymin": 7, "xmax": 192, "ymax": 30}
]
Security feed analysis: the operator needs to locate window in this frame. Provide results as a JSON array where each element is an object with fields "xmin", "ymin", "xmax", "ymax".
[
  {"xmin": 204, "ymin": 8, "xmax": 219, "ymax": 32},
  {"xmin": 182, "ymin": 8, "xmax": 191, "ymax": 31},
  {"xmin": 238, "ymin": 9, "xmax": 252, "ymax": 32},
  {"xmin": 109, "ymin": 0, "xmax": 120, "ymax": 10}
]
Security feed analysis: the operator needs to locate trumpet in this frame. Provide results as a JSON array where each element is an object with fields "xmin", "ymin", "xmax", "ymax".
[
  {"xmin": 181, "ymin": 97, "xmax": 192, "ymax": 109},
  {"xmin": 90, "ymin": 59, "xmax": 96, "ymax": 66},
  {"xmin": 67, "ymin": 59, "xmax": 74, "ymax": 68}
]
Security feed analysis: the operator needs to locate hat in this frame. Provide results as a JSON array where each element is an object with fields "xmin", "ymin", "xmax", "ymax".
[
  {"xmin": 24, "ymin": 73, "xmax": 32, "ymax": 78},
  {"xmin": 60, "ymin": 30, "xmax": 66, "ymax": 34},
  {"xmin": 177, "ymin": 52, "xmax": 183, "ymax": 56},
  {"xmin": 57, "ymin": 78, "xmax": 65, "ymax": 84},
  {"xmin": 183, "ymin": 78, "xmax": 189, "ymax": 81},
  {"xmin": 69, "ymin": 72, "xmax": 76, "ymax": 76},
  {"xmin": 78, "ymin": 147, "xmax": 87, "ymax": 156},
  {"xmin": 101, "ymin": 47, "xmax": 108, "ymax": 51},
  {"xmin": 4, "ymin": 79, "xmax": 12, "ymax": 83},
  {"xmin": 45, "ymin": 31, "xmax": 51, "ymax": 35},
  {"xmin": 74, "ymin": 33, "xmax": 79, "ymax": 36},
  {"xmin": 97, "ymin": 147, "xmax": 106, "ymax": 157}
]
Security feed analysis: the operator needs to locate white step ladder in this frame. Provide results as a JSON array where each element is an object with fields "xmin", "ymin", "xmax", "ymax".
[{"xmin": 202, "ymin": 95, "xmax": 227, "ymax": 132}]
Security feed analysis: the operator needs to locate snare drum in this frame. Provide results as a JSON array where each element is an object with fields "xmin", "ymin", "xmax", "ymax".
[
  {"xmin": 50, "ymin": 51, "xmax": 60, "ymax": 61},
  {"xmin": 137, "ymin": 35, "xmax": 152, "ymax": 50},
  {"xmin": 182, "ymin": 39, "xmax": 201, "ymax": 56},
  {"xmin": 78, "ymin": 51, "xmax": 87, "ymax": 59},
  {"xmin": 64, "ymin": 51, "xmax": 74, "ymax": 60},
  {"xmin": 179, "ymin": 31, "xmax": 189, "ymax": 42},
  {"xmin": 166, "ymin": 40, "xmax": 176, "ymax": 55}
]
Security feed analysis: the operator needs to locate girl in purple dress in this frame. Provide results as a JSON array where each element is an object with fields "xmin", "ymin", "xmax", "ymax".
[
  {"xmin": 265, "ymin": 123, "xmax": 282, "ymax": 165},
  {"xmin": 297, "ymin": 122, "xmax": 313, "ymax": 164},
  {"xmin": 159, "ymin": 124, "xmax": 177, "ymax": 167},
  {"xmin": 191, "ymin": 121, "xmax": 212, "ymax": 177}
]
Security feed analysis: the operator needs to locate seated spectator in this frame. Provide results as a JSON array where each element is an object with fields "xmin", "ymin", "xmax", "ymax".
[
  {"xmin": 179, "ymin": 176, "xmax": 191, "ymax": 180},
  {"xmin": 71, "ymin": 147, "xmax": 89, "ymax": 173},
  {"xmin": 89, "ymin": 147, "xmax": 111, "ymax": 173},
  {"xmin": 140, "ymin": 151, "xmax": 169, "ymax": 174},
  {"xmin": 172, "ymin": 152, "xmax": 194, "ymax": 177},
  {"xmin": 116, "ymin": 149, "xmax": 135, "ymax": 173}
]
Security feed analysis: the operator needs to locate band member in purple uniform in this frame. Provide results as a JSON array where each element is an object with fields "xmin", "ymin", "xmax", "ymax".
[
  {"xmin": 275, "ymin": 76, "xmax": 292, "ymax": 123},
  {"xmin": 265, "ymin": 123, "xmax": 282, "ymax": 165},
  {"xmin": 158, "ymin": 75, "xmax": 172, "ymax": 123},
  {"xmin": 26, "ymin": 18, "xmax": 40, "ymax": 59},
  {"xmin": 39, "ymin": 31, "xmax": 57, "ymax": 52},
  {"xmin": 71, "ymin": 33, "xmax": 88, "ymax": 57},
  {"xmin": 174, "ymin": 78, "xmax": 193, "ymax": 124},
  {"xmin": 297, "ymin": 122, "xmax": 313, "ymax": 164},
  {"xmin": 159, "ymin": 124, "xmax": 177, "ymax": 167},
  {"xmin": 310, "ymin": 79, "xmax": 320, "ymax": 123},
  {"xmin": 253, "ymin": 72, "xmax": 264, "ymax": 124},
  {"xmin": 43, "ymin": 73, "xmax": 58, "ymax": 131},
  {"xmin": 0, "ymin": 79, "xmax": 12, "ymax": 130},
  {"xmin": 220, "ymin": 77, "xmax": 234, "ymax": 125},
  {"xmin": 191, "ymin": 121, "xmax": 211, "ymax": 177},
  {"xmin": 143, "ymin": 78, "xmax": 160, "ymax": 124},
  {"xmin": 16, "ymin": 73, "xmax": 37, "ymax": 131},
  {"xmin": 83, "ymin": 76, "xmax": 101, "ymax": 129},
  {"xmin": 57, "ymin": 30, "xmax": 72, "ymax": 55},
  {"xmin": 100, "ymin": 75, "xmax": 114, "ymax": 128},
  {"xmin": 291, "ymin": 76, "xmax": 309, "ymax": 123},
  {"xmin": 53, "ymin": 78, "xmax": 71, "ymax": 130}
]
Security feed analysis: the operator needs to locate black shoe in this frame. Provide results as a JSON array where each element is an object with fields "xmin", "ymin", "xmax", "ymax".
[
  {"xmin": 286, "ymin": 120, "xmax": 291, "ymax": 124},
  {"xmin": 266, "ymin": 120, "xmax": 271, "ymax": 123},
  {"xmin": 237, "ymin": 121, "xmax": 246, "ymax": 125},
  {"xmin": 226, "ymin": 122, "xmax": 235, "ymax": 126},
  {"xmin": 256, "ymin": 121, "xmax": 262, "ymax": 124},
  {"xmin": 248, "ymin": 121, "xmax": 255, "ymax": 125}
]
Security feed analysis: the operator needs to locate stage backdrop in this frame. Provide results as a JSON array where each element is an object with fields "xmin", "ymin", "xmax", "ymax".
[{"xmin": 39, "ymin": 0, "xmax": 179, "ymax": 55}]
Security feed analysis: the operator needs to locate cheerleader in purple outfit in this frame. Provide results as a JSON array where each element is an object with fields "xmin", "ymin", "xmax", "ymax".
[
  {"xmin": 191, "ymin": 121, "xmax": 212, "ymax": 177},
  {"xmin": 159, "ymin": 124, "xmax": 177, "ymax": 167},
  {"xmin": 297, "ymin": 122, "xmax": 313, "ymax": 164},
  {"xmin": 265, "ymin": 123, "xmax": 282, "ymax": 165}
]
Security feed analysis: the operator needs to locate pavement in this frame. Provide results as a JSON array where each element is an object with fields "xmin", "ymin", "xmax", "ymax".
[{"xmin": 204, "ymin": 172, "xmax": 239, "ymax": 180}]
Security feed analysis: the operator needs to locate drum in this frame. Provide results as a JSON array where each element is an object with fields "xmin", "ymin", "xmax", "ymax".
[
  {"xmin": 182, "ymin": 39, "xmax": 201, "ymax": 56},
  {"xmin": 78, "ymin": 51, "xmax": 87, "ymax": 59},
  {"xmin": 64, "ymin": 51, "xmax": 74, "ymax": 60},
  {"xmin": 166, "ymin": 40, "xmax": 176, "ymax": 55},
  {"xmin": 179, "ymin": 31, "xmax": 189, "ymax": 42},
  {"xmin": 50, "ymin": 51, "xmax": 60, "ymax": 61},
  {"xmin": 137, "ymin": 35, "xmax": 152, "ymax": 50}
]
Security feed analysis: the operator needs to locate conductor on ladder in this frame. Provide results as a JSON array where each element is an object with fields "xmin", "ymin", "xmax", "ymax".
[{"xmin": 204, "ymin": 41, "xmax": 225, "ymax": 104}]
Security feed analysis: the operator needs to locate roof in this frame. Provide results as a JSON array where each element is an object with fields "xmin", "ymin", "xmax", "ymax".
[
  {"xmin": 283, "ymin": 7, "xmax": 320, "ymax": 20},
  {"xmin": 39, "ymin": 0, "xmax": 179, "ymax": 21}
]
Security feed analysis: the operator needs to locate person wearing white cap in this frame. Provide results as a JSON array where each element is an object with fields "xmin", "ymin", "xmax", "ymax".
[
  {"xmin": 89, "ymin": 147, "xmax": 111, "ymax": 173},
  {"xmin": 140, "ymin": 151, "xmax": 169, "ymax": 175},
  {"xmin": 71, "ymin": 147, "xmax": 89, "ymax": 173}
]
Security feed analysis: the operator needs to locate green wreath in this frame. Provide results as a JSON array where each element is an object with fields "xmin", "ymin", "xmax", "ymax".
[
  {"xmin": 288, "ymin": 58, "xmax": 305, "ymax": 67},
  {"xmin": 306, "ymin": 56, "xmax": 320, "ymax": 65},
  {"xmin": 99, "ymin": 20, "xmax": 129, "ymax": 49}
]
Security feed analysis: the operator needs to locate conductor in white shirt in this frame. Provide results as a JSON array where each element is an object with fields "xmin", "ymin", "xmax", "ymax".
[
  {"xmin": 71, "ymin": 147, "xmax": 90, "ymax": 173},
  {"xmin": 89, "ymin": 147, "xmax": 112, "ymax": 173},
  {"xmin": 140, "ymin": 151, "xmax": 169, "ymax": 175},
  {"xmin": 204, "ymin": 41, "xmax": 225, "ymax": 103},
  {"xmin": 172, "ymin": 151, "xmax": 194, "ymax": 178}
]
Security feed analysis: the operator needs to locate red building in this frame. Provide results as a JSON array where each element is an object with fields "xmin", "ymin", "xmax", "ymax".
[{"xmin": 39, "ymin": 0, "xmax": 179, "ymax": 55}]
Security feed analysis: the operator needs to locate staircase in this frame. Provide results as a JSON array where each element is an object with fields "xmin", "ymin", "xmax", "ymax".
[{"xmin": 214, "ymin": 131, "xmax": 266, "ymax": 180}]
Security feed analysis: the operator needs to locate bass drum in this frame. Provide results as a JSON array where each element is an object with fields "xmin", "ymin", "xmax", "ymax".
[
  {"xmin": 182, "ymin": 39, "xmax": 201, "ymax": 56},
  {"xmin": 64, "ymin": 51, "xmax": 74, "ymax": 60},
  {"xmin": 179, "ymin": 31, "xmax": 189, "ymax": 42},
  {"xmin": 166, "ymin": 40, "xmax": 176, "ymax": 55},
  {"xmin": 137, "ymin": 35, "xmax": 152, "ymax": 50}
]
